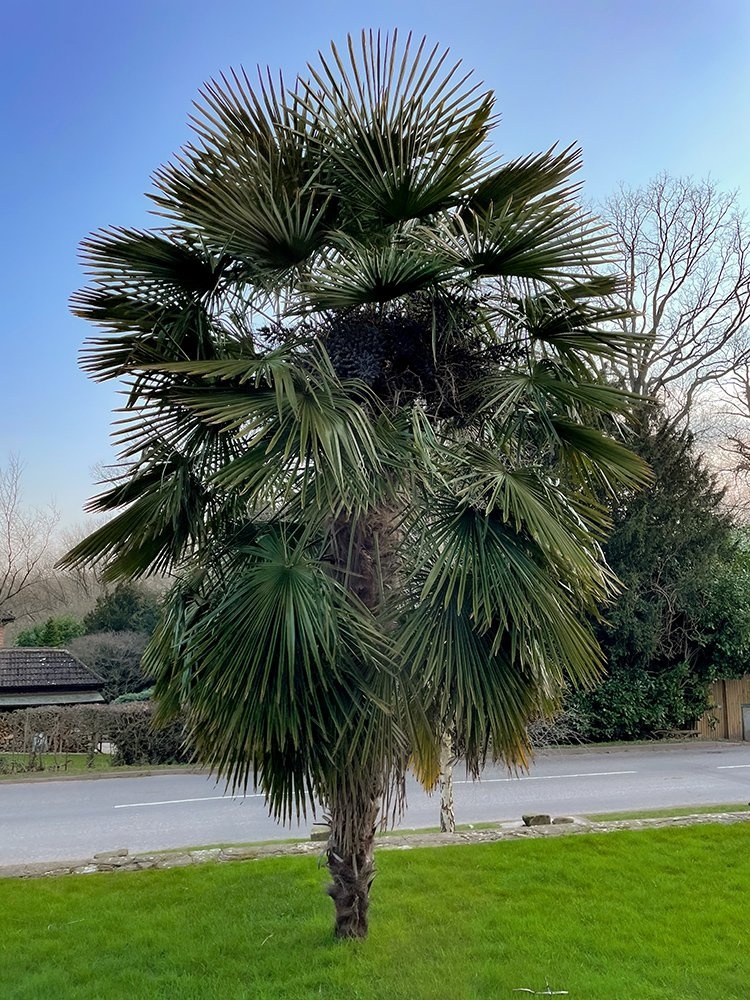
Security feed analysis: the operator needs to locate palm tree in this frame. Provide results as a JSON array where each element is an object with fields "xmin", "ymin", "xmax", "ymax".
[{"xmin": 63, "ymin": 31, "xmax": 646, "ymax": 938}]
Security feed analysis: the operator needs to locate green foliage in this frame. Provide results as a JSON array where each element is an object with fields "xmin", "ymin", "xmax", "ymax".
[
  {"xmin": 572, "ymin": 661, "xmax": 709, "ymax": 740},
  {"xmin": 106, "ymin": 703, "xmax": 191, "ymax": 765},
  {"xmin": 72, "ymin": 584, "xmax": 161, "ymax": 701},
  {"xmin": 697, "ymin": 533, "xmax": 750, "ymax": 677},
  {"xmin": 571, "ymin": 412, "xmax": 750, "ymax": 740},
  {"xmin": 15, "ymin": 615, "xmax": 84, "ymax": 648},
  {"xmin": 82, "ymin": 582, "xmax": 161, "ymax": 636},
  {"xmin": 113, "ymin": 686, "xmax": 154, "ymax": 703},
  {"xmin": 0, "ymin": 703, "xmax": 191, "ymax": 766},
  {"xmin": 61, "ymin": 30, "xmax": 648, "ymax": 900}
]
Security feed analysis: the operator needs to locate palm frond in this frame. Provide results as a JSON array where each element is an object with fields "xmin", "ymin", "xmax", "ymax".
[
  {"xmin": 454, "ymin": 446, "xmax": 611, "ymax": 545},
  {"xmin": 304, "ymin": 233, "xmax": 451, "ymax": 310},
  {"xmin": 155, "ymin": 351, "xmax": 390, "ymax": 514},
  {"xmin": 472, "ymin": 363, "xmax": 637, "ymax": 428},
  {"xmin": 396, "ymin": 494, "xmax": 607, "ymax": 770},
  {"xmin": 152, "ymin": 70, "xmax": 334, "ymax": 276},
  {"xmin": 438, "ymin": 200, "xmax": 615, "ymax": 285},
  {"xmin": 59, "ymin": 448, "xmax": 240, "ymax": 580},
  {"xmin": 551, "ymin": 419, "xmax": 651, "ymax": 493},
  {"xmin": 300, "ymin": 31, "xmax": 495, "ymax": 226},
  {"xmin": 512, "ymin": 288, "xmax": 639, "ymax": 360},
  {"xmin": 147, "ymin": 528, "xmax": 396, "ymax": 823},
  {"xmin": 466, "ymin": 144, "xmax": 584, "ymax": 214}
]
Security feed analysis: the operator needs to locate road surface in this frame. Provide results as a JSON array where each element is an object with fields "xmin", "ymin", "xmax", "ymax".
[{"xmin": 1, "ymin": 742, "xmax": 748, "ymax": 865}]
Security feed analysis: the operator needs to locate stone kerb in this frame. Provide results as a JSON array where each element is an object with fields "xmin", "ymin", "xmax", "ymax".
[{"xmin": 2, "ymin": 811, "xmax": 748, "ymax": 879}]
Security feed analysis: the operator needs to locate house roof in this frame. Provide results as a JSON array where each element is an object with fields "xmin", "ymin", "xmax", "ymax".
[{"xmin": 0, "ymin": 649, "xmax": 104, "ymax": 692}]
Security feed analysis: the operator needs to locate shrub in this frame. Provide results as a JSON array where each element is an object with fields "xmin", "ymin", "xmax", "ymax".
[
  {"xmin": 113, "ymin": 687, "xmax": 154, "ymax": 703},
  {"xmin": 15, "ymin": 616, "xmax": 85, "ymax": 648},
  {"xmin": 0, "ymin": 703, "xmax": 193, "ymax": 767},
  {"xmin": 83, "ymin": 583, "xmax": 161, "ymax": 635},
  {"xmin": 107, "ymin": 703, "xmax": 192, "ymax": 765},
  {"xmin": 68, "ymin": 631, "xmax": 150, "ymax": 701}
]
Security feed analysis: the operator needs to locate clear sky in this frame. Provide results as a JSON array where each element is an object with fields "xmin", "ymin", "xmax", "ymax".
[{"xmin": 3, "ymin": 0, "xmax": 750, "ymax": 524}]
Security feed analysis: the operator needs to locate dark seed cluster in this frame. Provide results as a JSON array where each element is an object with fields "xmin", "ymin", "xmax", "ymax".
[
  {"xmin": 324, "ymin": 318, "xmax": 385, "ymax": 385},
  {"xmin": 319, "ymin": 296, "xmax": 499, "ymax": 418}
]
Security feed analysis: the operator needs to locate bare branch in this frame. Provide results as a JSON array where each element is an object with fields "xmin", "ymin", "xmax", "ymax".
[
  {"xmin": 0, "ymin": 456, "xmax": 62, "ymax": 621},
  {"xmin": 602, "ymin": 175, "xmax": 750, "ymax": 425}
]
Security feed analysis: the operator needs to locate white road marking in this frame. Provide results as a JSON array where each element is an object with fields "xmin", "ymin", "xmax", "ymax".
[
  {"xmin": 716, "ymin": 764, "xmax": 750, "ymax": 770},
  {"xmin": 114, "ymin": 794, "xmax": 264, "ymax": 809},
  {"xmin": 454, "ymin": 769, "xmax": 637, "ymax": 784}
]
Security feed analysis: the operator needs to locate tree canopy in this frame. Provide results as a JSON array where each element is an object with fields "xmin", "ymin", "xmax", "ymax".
[
  {"xmin": 68, "ymin": 630, "xmax": 152, "ymax": 701},
  {"xmin": 15, "ymin": 615, "xmax": 84, "ymax": 648},
  {"xmin": 602, "ymin": 175, "xmax": 750, "ymax": 424},
  {"xmin": 82, "ymin": 582, "xmax": 161, "ymax": 635},
  {"xmin": 571, "ymin": 410, "xmax": 750, "ymax": 740},
  {"xmin": 62, "ymin": 31, "xmax": 646, "ymax": 937}
]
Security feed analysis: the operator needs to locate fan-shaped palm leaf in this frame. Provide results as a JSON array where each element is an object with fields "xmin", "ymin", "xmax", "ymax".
[{"xmin": 63, "ymin": 31, "xmax": 649, "ymax": 939}]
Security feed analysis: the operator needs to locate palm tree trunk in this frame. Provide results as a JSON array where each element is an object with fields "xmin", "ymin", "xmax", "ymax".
[
  {"xmin": 324, "ymin": 509, "xmax": 397, "ymax": 938},
  {"xmin": 325, "ymin": 784, "xmax": 381, "ymax": 939},
  {"xmin": 439, "ymin": 728, "xmax": 455, "ymax": 833}
]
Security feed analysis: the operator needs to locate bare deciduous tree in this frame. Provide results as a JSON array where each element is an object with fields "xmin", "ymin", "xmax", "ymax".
[
  {"xmin": 603, "ymin": 174, "xmax": 750, "ymax": 424},
  {"xmin": 697, "ymin": 360, "xmax": 750, "ymax": 516},
  {"xmin": 0, "ymin": 456, "xmax": 61, "ymax": 623},
  {"xmin": 68, "ymin": 631, "xmax": 150, "ymax": 700}
]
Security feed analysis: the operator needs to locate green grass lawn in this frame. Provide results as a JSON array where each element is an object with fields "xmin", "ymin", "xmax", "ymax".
[
  {"xmin": 0, "ymin": 753, "xmax": 194, "ymax": 779},
  {"xmin": 586, "ymin": 803, "xmax": 750, "ymax": 821},
  {"xmin": 0, "ymin": 752, "xmax": 114, "ymax": 778},
  {"xmin": 2, "ymin": 824, "xmax": 748, "ymax": 1000}
]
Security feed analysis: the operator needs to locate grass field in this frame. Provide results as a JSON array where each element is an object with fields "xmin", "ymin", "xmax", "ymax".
[
  {"xmin": 0, "ymin": 753, "xmax": 194, "ymax": 780},
  {"xmin": 1, "ymin": 824, "xmax": 748, "ymax": 999},
  {"xmin": 586, "ymin": 803, "xmax": 750, "ymax": 821},
  {"xmin": 0, "ymin": 753, "xmax": 114, "ymax": 777}
]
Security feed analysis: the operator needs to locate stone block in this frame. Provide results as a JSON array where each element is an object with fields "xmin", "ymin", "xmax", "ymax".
[
  {"xmin": 189, "ymin": 849, "xmax": 221, "ymax": 864},
  {"xmin": 552, "ymin": 816, "xmax": 576, "ymax": 825},
  {"xmin": 522, "ymin": 814, "xmax": 551, "ymax": 827},
  {"xmin": 310, "ymin": 823, "xmax": 331, "ymax": 842},
  {"xmin": 155, "ymin": 853, "xmax": 193, "ymax": 869},
  {"xmin": 219, "ymin": 847, "xmax": 259, "ymax": 860}
]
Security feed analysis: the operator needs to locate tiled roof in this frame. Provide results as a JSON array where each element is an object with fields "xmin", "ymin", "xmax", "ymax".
[{"xmin": 0, "ymin": 649, "xmax": 104, "ymax": 691}]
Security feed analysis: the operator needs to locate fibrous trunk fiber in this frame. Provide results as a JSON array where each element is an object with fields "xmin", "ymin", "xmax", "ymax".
[
  {"xmin": 326, "ymin": 841, "xmax": 376, "ymax": 939},
  {"xmin": 326, "ymin": 790, "xmax": 380, "ymax": 939}
]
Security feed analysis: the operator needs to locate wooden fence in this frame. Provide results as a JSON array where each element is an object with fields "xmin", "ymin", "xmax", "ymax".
[{"xmin": 696, "ymin": 676, "xmax": 750, "ymax": 741}]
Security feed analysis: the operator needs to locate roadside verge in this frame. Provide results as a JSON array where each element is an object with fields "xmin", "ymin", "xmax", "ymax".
[{"xmin": 3, "ymin": 810, "xmax": 748, "ymax": 880}]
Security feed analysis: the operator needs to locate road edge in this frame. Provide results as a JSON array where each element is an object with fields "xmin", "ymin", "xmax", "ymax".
[{"xmin": 2, "ymin": 810, "xmax": 748, "ymax": 880}]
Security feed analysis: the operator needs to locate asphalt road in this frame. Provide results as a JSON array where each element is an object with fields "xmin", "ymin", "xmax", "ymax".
[{"xmin": 1, "ymin": 742, "xmax": 748, "ymax": 865}]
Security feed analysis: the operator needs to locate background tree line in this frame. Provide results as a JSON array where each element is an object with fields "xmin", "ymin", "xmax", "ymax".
[
  {"xmin": 13, "ymin": 582, "xmax": 161, "ymax": 701},
  {"xmin": 566, "ymin": 174, "xmax": 750, "ymax": 740}
]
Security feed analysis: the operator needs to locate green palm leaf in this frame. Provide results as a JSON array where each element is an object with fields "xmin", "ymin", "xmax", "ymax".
[
  {"xmin": 64, "ymin": 32, "xmax": 651, "ymax": 933},
  {"xmin": 152, "ymin": 72, "xmax": 333, "ymax": 275},
  {"xmin": 301, "ymin": 31, "xmax": 495, "ymax": 225},
  {"xmin": 304, "ymin": 233, "xmax": 451, "ymax": 309},
  {"xmin": 467, "ymin": 144, "xmax": 584, "ymax": 214},
  {"xmin": 148, "ymin": 527, "xmax": 397, "ymax": 819}
]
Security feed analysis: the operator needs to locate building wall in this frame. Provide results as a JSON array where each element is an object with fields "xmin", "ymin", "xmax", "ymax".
[{"xmin": 697, "ymin": 677, "xmax": 750, "ymax": 740}]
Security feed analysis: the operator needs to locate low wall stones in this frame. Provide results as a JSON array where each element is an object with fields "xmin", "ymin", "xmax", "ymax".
[{"xmin": 2, "ymin": 811, "xmax": 748, "ymax": 880}]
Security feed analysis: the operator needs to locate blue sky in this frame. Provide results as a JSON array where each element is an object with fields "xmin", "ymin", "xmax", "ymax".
[{"xmin": 3, "ymin": 0, "xmax": 750, "ymax": 524}]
